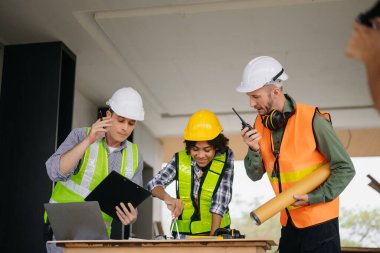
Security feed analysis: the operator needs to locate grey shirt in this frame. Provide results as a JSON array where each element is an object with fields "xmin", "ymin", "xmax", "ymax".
[{"xmin": 45, "ymin": 127, "xmax": 144, "ymax": 186}]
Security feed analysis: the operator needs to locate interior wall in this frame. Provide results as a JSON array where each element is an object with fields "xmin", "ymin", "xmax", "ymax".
[
  {"xmin": 159, "ymin": 134, "xmax": 251, "ymax": 162},
  {"xmin": 133, "ymin": 124, "xmax": 164, "ymax": 223},
  {"xmin": 335, "ymin": 128, "xmax": 380, "ymax": 157},
  {"xmin": 160, "ymin": 128, "xmax": 380, "ymax": 162},
  {"xmin": 72, "ymin": 88, "xmax": 97, "ymax": 128},
  {"xmin": 132, "ymin": 163, "xmax": 154, "ymax": 239},
  {"xmin": 134, "ymin": 123, "xmax": 164, "ymax": 174}
]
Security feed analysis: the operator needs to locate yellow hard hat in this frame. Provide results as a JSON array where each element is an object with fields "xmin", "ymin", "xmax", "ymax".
[{"xmin": 184, "ymin": 110, "xmax": 223, "ymax": 141}]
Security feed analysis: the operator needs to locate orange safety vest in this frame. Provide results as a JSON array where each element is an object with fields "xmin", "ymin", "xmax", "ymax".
[{"xmin": 254, "ymin": 104, "xmax": 339, "ymax": 228}]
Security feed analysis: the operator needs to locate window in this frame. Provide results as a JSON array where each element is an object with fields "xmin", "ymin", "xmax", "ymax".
[{"xmin": 158, "ymin": 157, "xmax": 380, "ymax": 249}]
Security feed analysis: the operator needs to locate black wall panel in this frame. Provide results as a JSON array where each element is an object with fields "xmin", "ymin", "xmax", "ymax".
[{"xmin": 0, "ymin": 41, "xmax": 76, "ymax": 253}]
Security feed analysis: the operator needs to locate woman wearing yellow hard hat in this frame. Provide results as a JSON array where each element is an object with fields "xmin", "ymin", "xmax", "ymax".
[{"xmin": 147, "ymin": 109, "xmax": 234, "ymax": 237}]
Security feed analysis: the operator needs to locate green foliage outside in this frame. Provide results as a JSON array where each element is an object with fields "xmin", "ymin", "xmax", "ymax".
[
  {"xmin": 231, "ymin": 197, "xmax": 380, "ymax": 251},
  {"xmin": 340, "ymin": 207, "xmax": 380, "ymax": 247},
  {"xmin": 231, "ymin": 196, "xmax": 281, "ymax": 252}
]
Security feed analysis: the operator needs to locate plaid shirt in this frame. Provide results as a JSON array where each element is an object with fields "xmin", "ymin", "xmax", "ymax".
[{"xmin": 147, "ymin": 148, "xmax": 234, "ymax": 216}]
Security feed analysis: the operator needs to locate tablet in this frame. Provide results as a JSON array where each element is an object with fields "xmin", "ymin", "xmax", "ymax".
[
  {"xmin": 44, "ymin": 201, "xmax": 109, "ymax": 240},
  {"xmin": 85, "ymin": 171, "xmax": 151, "ymax": 220}
]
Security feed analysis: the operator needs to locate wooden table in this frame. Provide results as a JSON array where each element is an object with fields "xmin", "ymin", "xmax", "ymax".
[
  {"xmin": 341, "ymin": 247, "xmax": 380, "ymax": 253},
  {"xmin": 52, "ymin": 238, "xmax": 276, "ymax": 253}
]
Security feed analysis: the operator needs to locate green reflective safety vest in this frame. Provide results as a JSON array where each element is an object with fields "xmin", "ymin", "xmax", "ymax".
[
  {"xmin": 44, "ymin": 128, "xmax": 139, "ymax": 235},
  {"xmin": 173, "ymin": 150, "xmax": 231, "ymax": 234}
]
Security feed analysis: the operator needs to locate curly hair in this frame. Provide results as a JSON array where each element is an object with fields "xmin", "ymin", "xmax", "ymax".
[{"xmin": 184, "ymin": 133, "xmax": 229, "ymax": 155}]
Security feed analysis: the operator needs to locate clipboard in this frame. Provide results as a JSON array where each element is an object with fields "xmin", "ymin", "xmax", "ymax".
[{"xmin": 85, "ymin": 170, "xmax": 151, "ymax": 220}]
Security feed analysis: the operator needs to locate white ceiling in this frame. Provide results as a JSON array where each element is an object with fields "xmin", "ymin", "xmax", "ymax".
[{"xmin": 1, "ymin": 0, "xmax": 379, "ymax": 137}]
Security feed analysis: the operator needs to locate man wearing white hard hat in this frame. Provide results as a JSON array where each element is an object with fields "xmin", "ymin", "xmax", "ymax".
[
  {"xmin": 236, "ymin": 56, "xmax": 355, "ymax": 253},
  {"xmin": 45, "ymin": 87, "xmax": 145, "ymax": 253}
]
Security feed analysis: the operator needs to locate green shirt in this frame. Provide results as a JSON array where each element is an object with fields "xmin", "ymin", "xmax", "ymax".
[{"xmin": 244, "ymin": 95, "xmax": 355, "ymax": 205}]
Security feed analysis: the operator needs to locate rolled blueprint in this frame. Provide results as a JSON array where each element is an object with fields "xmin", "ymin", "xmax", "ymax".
[{"xmin": 250, "ymin": 163, "xmax": 330, "ymax": 225}]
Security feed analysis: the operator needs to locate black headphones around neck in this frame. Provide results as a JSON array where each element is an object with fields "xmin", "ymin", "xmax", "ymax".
[{"xmin": 261, "ymin": 94, "xmax": 295, "ymax": 131}]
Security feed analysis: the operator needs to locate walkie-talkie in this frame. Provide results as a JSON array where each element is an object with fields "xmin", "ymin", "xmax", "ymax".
[{"xmin": 232, "ymin": 108, "xmax": 253, "ymax": 131}]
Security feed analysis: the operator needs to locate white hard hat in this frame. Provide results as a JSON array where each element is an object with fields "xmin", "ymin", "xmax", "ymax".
[
  {"xmin": 236, "ymin": 56, "xmax": 288, "ymax": 93},
  {"xmin": 106, "ymin": 87, "xmax": 145, "ymax": 121}
]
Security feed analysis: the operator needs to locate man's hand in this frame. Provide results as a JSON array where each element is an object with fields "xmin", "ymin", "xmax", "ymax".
[
  {"xmin": 241, "ymin": 127, "xmax": 261, "ymax": 151},
  {"xmin": 346, "ymin": 19, "xmax": 380, "ymax": 63},
  {"xmin": 59, "ymin": 118, "xmax": 112, "ymax": 175},
  {"xmin": 87, "ymin": 117, "xmax": 113, "ymax": 144},
  {"xmin": 292, "ymin": 194, "xmax": 309, "ymax": 207},
  {"xmin": 116, "ymin": 202, "xmax": 137, "ymax": 225},
  {"xmin": 163, "ymin": 195, "xmax": 183, "ymax": 219},
  {"xmin": 346, "ymin": 18, "xmax": 380, "ymax": 112}
]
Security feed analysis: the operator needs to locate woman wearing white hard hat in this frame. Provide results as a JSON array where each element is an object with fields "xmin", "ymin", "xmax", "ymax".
[
  {"xmin": 45, "ymin": 87, "xmax": 145, "ymax": 253},
  {"xmin": 236, "ymin": 56, "xmax": 355, "ymax": 253}
]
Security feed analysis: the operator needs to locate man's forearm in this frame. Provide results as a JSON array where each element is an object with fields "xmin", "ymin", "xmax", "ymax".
[
  {"xmin": 59, "ymin": 137, "xmax": 92, "ymax": 175},
  {"xmin": 309, "ymin": 115, "xmax": 356, "ymax": 204},
  {"xmin": 244, "ymin": 149, "xmax": 265, "ymax": 181}
]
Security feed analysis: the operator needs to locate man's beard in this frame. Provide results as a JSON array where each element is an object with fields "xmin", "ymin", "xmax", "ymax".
[{"xmin": 261, "ymin": 95, "xmax": 274, "ymax": 115}]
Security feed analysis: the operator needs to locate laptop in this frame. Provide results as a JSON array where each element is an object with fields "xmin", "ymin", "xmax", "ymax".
[
  {"xmin": 85, "ymin": 170, "xmax": 151, "ymax": 221},
  {"xmin": 44, "ymin": 201, "xmax": 109, "ymax": 240}
]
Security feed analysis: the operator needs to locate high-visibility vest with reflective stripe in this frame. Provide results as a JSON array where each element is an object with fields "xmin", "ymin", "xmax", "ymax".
[
  {"xmin": 174, "ymin": 150, "xmax": 231, "ymax": 234},
  {"xmin": 45, "ymin": 128, "xmax": 139, "ymax": 234},
  {"xmin": 254, "ymin": 104, "xmax": 339, "ymax": 228}
]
